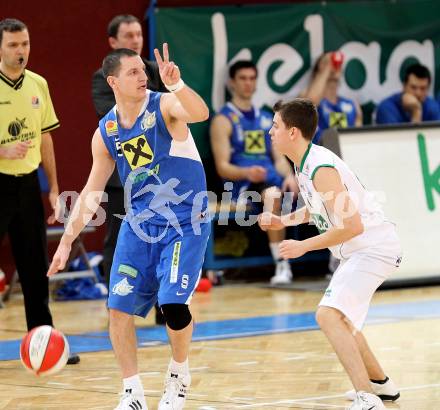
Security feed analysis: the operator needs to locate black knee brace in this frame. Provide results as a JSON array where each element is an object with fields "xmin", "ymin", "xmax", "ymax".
[{"xmin": 160, "ymin": 303, "xmax": 192, "ymax": 331}]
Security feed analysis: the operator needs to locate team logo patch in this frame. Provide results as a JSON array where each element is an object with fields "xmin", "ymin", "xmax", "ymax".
[
  {"xmin": 105, "ymin": 120, "xmax": 118, "ymax": 137},
  {"xmin": 341, "ymin": 101, "xmax": 354, "ymax": 114},
  {"xmin": 141, "ymin": 110, "xmax": 156, "ymax": 131},
  {"xmin": 260, "ymin": 116, "xmax": 272, "ymax": 130},
  {"xmin": 31, "ymin": 96, "xmax": 40, "ymax": 108},
  {"xmin": 112, "ymin": 278, "xmax": 134, "ymax": 296},
  {"xmin": 121, "ymin": 134, "xmax": 154, "ymax": 170},
  {"xmin": 244, "ymin": 130, "xmax": 266, "ymax": 154}
]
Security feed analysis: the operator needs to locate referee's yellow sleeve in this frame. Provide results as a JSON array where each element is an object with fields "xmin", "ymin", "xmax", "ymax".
[{"xmin": 41, "ymin": 79, "xmax": 60, "ymax": 133}]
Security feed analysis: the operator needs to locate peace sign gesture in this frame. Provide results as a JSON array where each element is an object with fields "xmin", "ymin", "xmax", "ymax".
[{"xmin": 154, "ymin": 43, "xmax": 181, "ymax": 87}]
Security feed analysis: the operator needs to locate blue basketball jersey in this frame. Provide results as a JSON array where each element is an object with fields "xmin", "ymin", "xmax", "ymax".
[
  {"xmin": 218, "ymin": 102, "xmax": 283, "ymax": 199},
  {"xmin": 314, "ymin": 96, "xmax": 357, "ymax": 143},
  {"xmin": 219, "ymin": 102, "xmax": 275, "ymax": 168},
  {"xmin": 99, "ymin": 91, "xmax": 207, "ymax": 226}
]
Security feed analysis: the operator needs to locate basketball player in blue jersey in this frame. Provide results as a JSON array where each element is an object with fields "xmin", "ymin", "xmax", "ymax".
[
  {"xmin": 210, "ymin": 60, "xmax": 297, "ymax": 285},
  {"xmin": 301, "ymin": 53, "xmax": 362, "ymax": 143},
  {"xmin": 48, "ymin": 45, "xmax": 210, "ymax": 410}
]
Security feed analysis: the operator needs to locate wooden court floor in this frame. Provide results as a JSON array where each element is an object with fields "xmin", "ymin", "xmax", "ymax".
[{"xmin": 1, "ymin": 284, "xmax": 439, "ymax": 409}]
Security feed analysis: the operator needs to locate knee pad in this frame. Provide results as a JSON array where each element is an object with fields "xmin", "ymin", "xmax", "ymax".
[{"xmin": 161, "ymin": 303, "xmax": 192, "ymax": 331}]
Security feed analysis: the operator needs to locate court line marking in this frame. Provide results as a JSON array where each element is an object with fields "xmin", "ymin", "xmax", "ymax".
[
  {"xmin": 46, "ymin": 382, "xmax": 71, "ymax": 387},
  {"xmin": 232, "ymin": 382, "xmax": 440, "ymax": 408},
  {"xmin": 138, "ymin": 371, "xmax": 161, "ymax": 376},
  {"xmin": 84, "ymin": 377, "xmax": 111, "ymax": 381},
  {"xmin": 236, "ymin": 361, "xmax": 259, "ymax": 366}
]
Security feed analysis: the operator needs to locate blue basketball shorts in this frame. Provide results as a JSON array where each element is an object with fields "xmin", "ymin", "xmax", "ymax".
[{"xmin": 107, "ymin": 219, "xmax": 210, "ymax": 317}]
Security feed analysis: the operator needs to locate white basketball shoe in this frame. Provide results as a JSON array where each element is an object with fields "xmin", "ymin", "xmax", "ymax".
[
  {"xmin": 345, "ymin": 377, "xmax": 400, "ymax": 401},
  {"xmin": 347, "ymin": 392, "xmax": 385, "ymax": 409},
  {"xmin": 270, "ymin": 260, "xmax": 293, "ymax": 285},
  {"xmin": 158, "ymin": 372, "xmax": 191, "ymax": 409},
  {"xmin": 114, "ymin": 389, "xmax": 147, "ymax": 410}
]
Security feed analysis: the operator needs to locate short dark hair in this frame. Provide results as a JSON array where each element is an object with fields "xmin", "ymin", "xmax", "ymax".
[
  {"xmin": 0, "ymin": 18, "xmax": 27, "ymax": 46},
  {"xmin": 107, "ymin": 14, "xmax": 140, "ymax": 38},
  {"xmin": 102, "ymin": 48, "xmax": 138, "ymax": 77},
  {"xmin": 404, "ymin": 63, "xmax": 431, "ymax": 84},
  {"xmin": 273, "ymin": 98, "xmax": 318, "ymax": 141},
  {"xmin": 229, "ymin": 60, "xmax": 258, "ymax": 79}
]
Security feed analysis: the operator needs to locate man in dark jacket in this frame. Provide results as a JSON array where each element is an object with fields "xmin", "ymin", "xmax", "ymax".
[{"xmin": 91, "ymin": 14, "xmax": 167, "ymax": 324}]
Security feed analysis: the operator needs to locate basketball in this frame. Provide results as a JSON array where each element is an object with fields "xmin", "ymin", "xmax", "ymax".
[
  {"xmin": 20, "ymin": 325, "xmax": 70, "ymax": 376},
  {"xmin": 196, "ymin": 278, "xmax": 212, "ymax": 293}
]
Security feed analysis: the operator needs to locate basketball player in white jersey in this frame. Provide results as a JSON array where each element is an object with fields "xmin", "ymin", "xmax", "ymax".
[{"xmin": 258, "ymin": 98, "xmax": 402, "ymax": 410}]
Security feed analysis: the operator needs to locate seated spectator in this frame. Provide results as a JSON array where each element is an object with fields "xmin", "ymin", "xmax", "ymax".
[
  {"xmin": 301, "ymin": 52, "xmax": 362, "ymax": 143},
  {"xmin": 376, "ymin": 63, "xmax": 440, "ymax": 124},
  {"xmin": 210, "ymin": 60, "xmax": 297, "ymax": 285}
]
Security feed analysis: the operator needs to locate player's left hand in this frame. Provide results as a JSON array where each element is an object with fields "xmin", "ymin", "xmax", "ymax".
[
  {"xmin": 47, "ymin": 242, "xmax": 71, "ymax": 276},
  {"xmin": 47, "ymin": 189, "xmax": 62, "ymax": 224},
  {"xmin": 279, "ymin": 239, "xmax": 308, "ymax": 259},
  {"xmin": 154, "ymin": 43, "xmax": 181, "ymax": 87}
]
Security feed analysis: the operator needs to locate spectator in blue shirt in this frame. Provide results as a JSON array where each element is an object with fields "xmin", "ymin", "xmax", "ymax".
[{"xmin": 376, "ymin": 63, "xmax": 440, "ymax": 124}]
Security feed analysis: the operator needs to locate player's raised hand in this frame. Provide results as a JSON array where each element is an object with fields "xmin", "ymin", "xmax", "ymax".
[
  {"xmin": 47, "ymin": 242, "xmax": 71, "ymax": 276},
  {"xmin": 154, "ymin": 43, "xmax": 181, "ymax": 87}
]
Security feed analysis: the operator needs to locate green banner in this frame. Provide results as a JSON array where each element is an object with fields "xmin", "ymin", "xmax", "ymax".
[{"xmin": 154, "ymin": 0, "xmax": 440, "ymax": 156}]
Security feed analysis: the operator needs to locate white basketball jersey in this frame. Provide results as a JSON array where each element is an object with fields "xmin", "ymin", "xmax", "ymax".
[{"xmin": 295, "ymin": 143, "xmax": 396, "ymax": 259}]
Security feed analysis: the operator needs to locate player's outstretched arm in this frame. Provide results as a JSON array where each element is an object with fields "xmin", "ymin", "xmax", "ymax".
[
  {"xmin": 278, "ymin": 167, "xmax": 364, "ymax": 260},
  {"xmin": 154, "ymin": 43, "xmax": 209, "ymax": 124},
  {"xmin": 47, "ymin": 128, "xmax": 115, "ymax": 276}
]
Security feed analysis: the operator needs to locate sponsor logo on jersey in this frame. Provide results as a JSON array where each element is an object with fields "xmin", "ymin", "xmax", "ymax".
[
  {"xmin": 141, "ymin": 110, "xmax": 156, "ymax": 131},
  {"xmin": 122, "ymin": 134, "xmax": 154, "ymax": 169},
  {"xmin": 0, "ymin": 100, "xmax": 11, "ymax": 105},
  {"xmin": 7, "ymin": 118, "xmax": 27, "ymax": 137},
  {"xmin": 112, "ymin": 278, "xmax": 134, "ymax": 296},
  {"xmin": 230, "ymin": 113, "xmax": 240, "ymax": 123},
  {"xmin": 105, "ymin": 120, "xmax": 118, "ymax": 137},
  {"xmin": 170, "ymin": 242, "xmax": 181, "ymax": 284},
  {"xmin": 329, "ymin": 112, "xmax": 348, "ymax": 128},
  {"xmin": 181, "ymin": 274, "xmax": 189, "ymax": 290},
  {"xmin": 118, "ymin": 264, "xmax": 138, "ymax": 278},
  {"xmin": 31, "ymin": 96, "xmax": 40, "ymax": 108},
  {"xmin": 311, "ymin": 213, "xmax": 330, "ymax": 234},
  {"xmin": 244, "ymin": 130, "xmax": 266, "ymax": 154},
  {"xmin": 128, "ymin": 164, "xmax": 160, "ymax": 183}
]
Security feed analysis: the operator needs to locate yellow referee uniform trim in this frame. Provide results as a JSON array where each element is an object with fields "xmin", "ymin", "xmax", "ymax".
[{"xmin": 0, "ymin": 69, "xmax": 60, "ymax": 175}]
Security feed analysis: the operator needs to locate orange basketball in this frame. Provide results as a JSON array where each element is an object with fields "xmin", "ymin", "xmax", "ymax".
[{"xmin": 20, "ymin": 325, "xmax": 69, "ymax": 376}]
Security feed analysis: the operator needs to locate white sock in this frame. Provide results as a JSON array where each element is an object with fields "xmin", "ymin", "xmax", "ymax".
[
  {"xmin": 269, "ymin": 242, "xmax": 282, "ymax": 262},
  {"xmin": 169, "ymin": 357, "xmax": 189, "ymax": 375},
  {"xmin": 123, "ymin": 374, "xmax": 143, "ymax": 393}
]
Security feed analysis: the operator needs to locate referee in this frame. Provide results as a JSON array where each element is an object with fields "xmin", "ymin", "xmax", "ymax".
[{"xmin": 0, "ymin": 18, "xmax": 78, "ymax": 364}]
